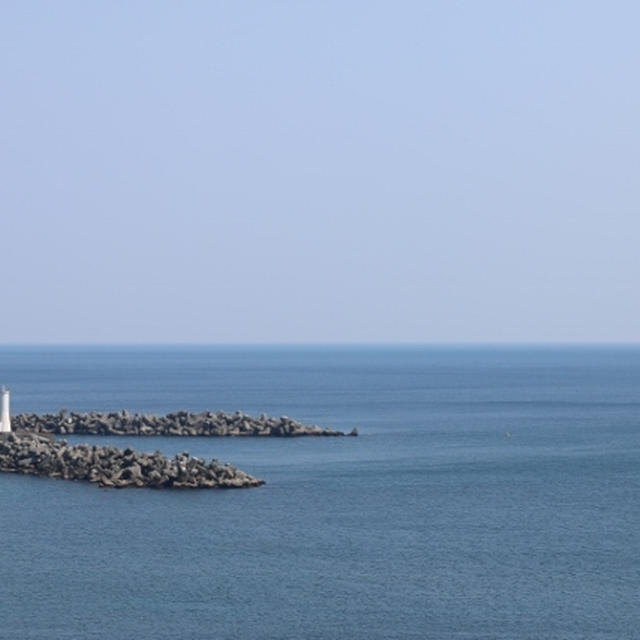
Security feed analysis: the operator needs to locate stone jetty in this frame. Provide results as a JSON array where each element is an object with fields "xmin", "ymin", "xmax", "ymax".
[
  {"xmin": 13, "ymin": 410, "xmax": 358, "ymax": 438},
  {"xmin": 0, "ymin": 432, "xmax": 264, "ymax": 489}
]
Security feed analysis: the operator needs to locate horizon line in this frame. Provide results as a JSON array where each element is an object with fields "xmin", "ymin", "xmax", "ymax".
[{"xmin": 1, "ymin": 341, "xmax": 640, "ymax": 348}]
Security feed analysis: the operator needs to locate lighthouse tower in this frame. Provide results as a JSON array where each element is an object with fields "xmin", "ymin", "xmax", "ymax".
[{"xmin": 0, "ymin": 386, "xmax": 11, "ymax": 433}]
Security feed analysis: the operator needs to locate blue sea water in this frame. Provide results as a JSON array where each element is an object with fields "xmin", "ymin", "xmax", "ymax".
[{"xmin": 0, "ymin": 345, "xmax": 639, "ymax": 639}]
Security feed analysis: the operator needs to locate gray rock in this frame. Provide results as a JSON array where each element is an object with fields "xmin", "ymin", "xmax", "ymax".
[
  {"xmin": 11, "ymin": 410, "xmax": 358, "ymax": 438},
  {"xmin": 0, "ymin": 434, "xmax": 264, "ymax": 490}
]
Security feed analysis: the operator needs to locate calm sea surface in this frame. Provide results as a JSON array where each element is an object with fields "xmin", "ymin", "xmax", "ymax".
[{"xmin": 1, "ymin": 346, "xmax": 639, "ymax": 639}]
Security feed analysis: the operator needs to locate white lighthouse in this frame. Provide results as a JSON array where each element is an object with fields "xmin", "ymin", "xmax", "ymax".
[{"xmin": 0, "ymin": 386, "xmax": 11, "ymax": 433}]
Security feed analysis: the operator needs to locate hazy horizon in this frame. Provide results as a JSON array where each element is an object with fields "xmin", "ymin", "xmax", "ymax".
[
  {"xmin": 2, "ymin": 341, "xmax": 640, "ymax": 348},
  {"xmin": 2, "ymin": 1, "xmax": 639, "ymax": 344}
]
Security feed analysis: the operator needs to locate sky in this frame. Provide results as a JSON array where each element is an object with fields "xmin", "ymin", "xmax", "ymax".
[{"xmin": 1, "ymin": 1, "xmax": 639, "ymax": 344}]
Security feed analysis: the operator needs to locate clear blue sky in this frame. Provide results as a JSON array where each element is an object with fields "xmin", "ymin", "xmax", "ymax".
[{"xmin": 1, "ymin": 1, "xmax": 638, "ymax": 343}]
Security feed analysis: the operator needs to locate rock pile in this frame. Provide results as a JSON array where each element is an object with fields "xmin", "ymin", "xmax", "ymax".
[
  {"xmin": 0, "ymin": 432, "xmax": 264, "ymax": 489},
  {"xmin": 13, "ymin": 410, "xmax": 358, "ymax": 438}
]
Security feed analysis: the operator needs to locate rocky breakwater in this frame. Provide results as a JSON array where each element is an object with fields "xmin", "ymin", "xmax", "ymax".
[
  {"xmin": 0, "ymin": 432, "xmax": 264, "ymax": 489},
  {"xmin": 13, "ymin": 410, "xmax": 359, "ymax": 438}
]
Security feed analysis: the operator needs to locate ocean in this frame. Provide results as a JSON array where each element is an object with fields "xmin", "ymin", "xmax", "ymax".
[{"xmin": 0, "ymin": 345, "xmax": 639, "ymax": 639}]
